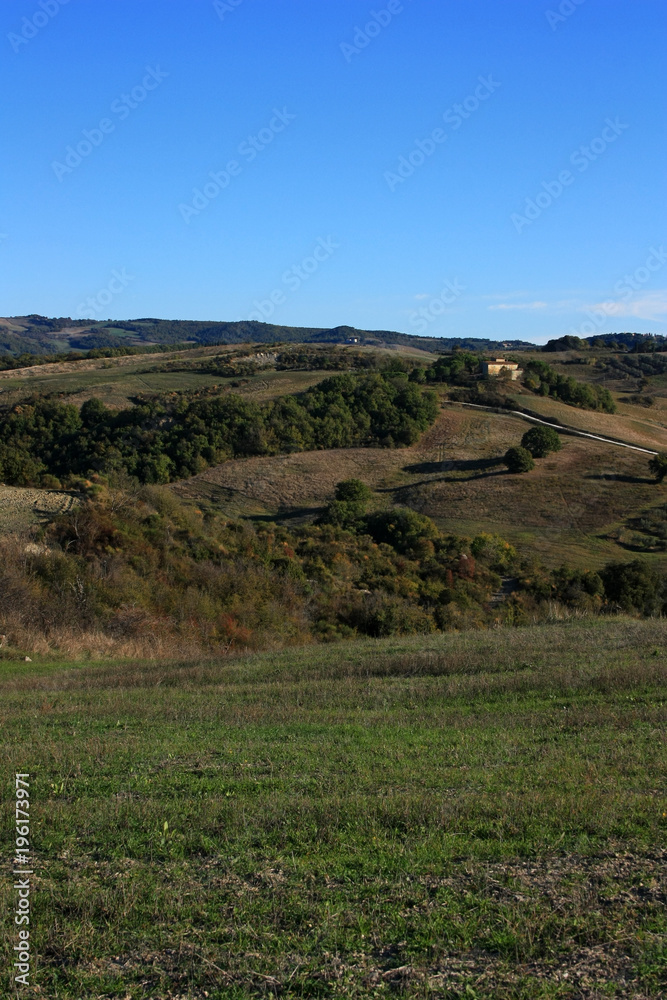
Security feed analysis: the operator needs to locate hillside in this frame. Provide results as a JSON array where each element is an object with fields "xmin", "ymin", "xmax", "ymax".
[
  {"xmin": 0, "ymin": 314, "xmax": 535, "ymax": 356},
  {"xmin": 173, "ymin": 402, "xmax": 667, "ymax": 570}
]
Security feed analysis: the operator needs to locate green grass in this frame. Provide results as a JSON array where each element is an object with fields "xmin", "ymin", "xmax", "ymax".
[{"xmin": 1, "ymin": 618, "xmax": 666, "ymax": 998}]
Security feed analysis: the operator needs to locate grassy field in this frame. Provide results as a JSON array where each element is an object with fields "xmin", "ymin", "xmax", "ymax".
[
  {"xmin": 173, "ymin": 404, "xmax": 667, "ymax": 570},
  {"xmin": 508, "ymin": 392, "xmax": 667, "ymax": 452},
  {"xmin": 0, "ymin": 353, "xmax": 327, "ymax": 409},
  {"xmin": 1, "ymin": 618, "xmax": 665, "ymax": 998}
]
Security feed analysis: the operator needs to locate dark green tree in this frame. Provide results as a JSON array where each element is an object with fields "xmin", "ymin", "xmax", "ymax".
[
  {"xmin": 648, "ymin": 452, "xmax": 667, "ymax": 483},
  {"xmin": 504, "ymin": 446, "xmax": 535, "ymax": 473},
  {"xmin": 521, "ymin": 426, "xmax": 562, "ymax": 458},
  {"xmin": 334, "ymin": 479, "xmax": 373, "ymax": 503}
]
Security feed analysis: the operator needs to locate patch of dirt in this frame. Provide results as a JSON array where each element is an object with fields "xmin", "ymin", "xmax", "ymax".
[{"xmin": 0, "ymin": 485, "xmax": 82, "ymax": 531}]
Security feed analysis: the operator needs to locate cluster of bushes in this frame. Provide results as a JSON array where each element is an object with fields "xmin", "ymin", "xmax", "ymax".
[
  {"xmin": 504, "ymin": 426, "xmax": 562, "ymax": 474},
  {"xmin": 0, "ymin": 373, "xmax": 438, "ymax": 487},
  {"xmin": 3, "ymin": 479, "xmax": 665, "ymax": 655},
  {"xmin": 596, "ymin": 353, "xmax": 667, "ymax": 380},
  {"xmin": 524, "ymin": 360, "xmax": 616, "ymax": 412},
  {"xmin": 425, "ymin": 351, "xmax": 481, "ymax": 384},
  {"xmin": 274, "ymin": 346, "xmax": 380, "ymax": 371},
  {"xmin": 625, "ymin": 502, "xmax": 667, "ymax": 551},
  {"xmin": 518, "ymin": 560, "xmax": 667, "ymax": 618},
  {"xmin": 0, "ymin": 487, "xmax": 518, "ymax": 653}
]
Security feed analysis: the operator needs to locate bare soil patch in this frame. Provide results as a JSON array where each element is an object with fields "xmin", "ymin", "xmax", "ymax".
[{"xmin": 0, "ymin": 485, "xmax": 81, "ymax": 531}]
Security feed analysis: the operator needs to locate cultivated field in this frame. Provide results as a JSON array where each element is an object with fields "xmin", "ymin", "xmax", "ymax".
[
  {"xmin": 1, "ymin": 618, "xmax": 665, "ymax": 998},
  {"xmin": 0, "ymin": 485, "xmax": 81, "ymax": 532},
  {"xmin": 0, "ymin": 349, "xmax": 328, "ymax": 409}
]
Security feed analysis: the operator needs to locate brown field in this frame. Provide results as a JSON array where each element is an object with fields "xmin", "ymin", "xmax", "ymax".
[
  {"xmin": 0, "ymin": 485, "xmax": 82, "ymax": 531},
  {"xmin": 510, "ymin": 390, "xmax": 667, "ymax": 450},
  {"xmin": 172, "ymin": 404, "xmax": 667, "ymax": 568}
]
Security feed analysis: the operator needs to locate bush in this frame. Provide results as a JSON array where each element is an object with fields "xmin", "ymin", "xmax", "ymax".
[
  {"xmin": 318, "ymin": 479, "xmax": 373, "ymax": 531},
  {"xmin": 504, "ymin": 446, "xmax": 535, "ymax": 474},
  {"xmin": 648, "ymin": 452, "xmax": 667, "ymax": 483},
  {"xmin": 334, "ymin": 479, "xmax": 373, "ymax": 503},
  {"xmin": 521, "ymin": 426, "xmax": 562, "ymax": 458},
  {"xmin": 599, "ymin": 560, "xmax": 666, "ymax": 616},
  {"xmin": 365, "ymin": 508, "xmax": 439, "ymax": 556}
]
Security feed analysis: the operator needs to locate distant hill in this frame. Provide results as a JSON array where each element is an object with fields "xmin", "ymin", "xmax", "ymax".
[
  {"xmin": 0, "ymin": 315, "xmax": 535, "ymax": 356},
  {"xmin": 542, "ymin": 332, "xmax": 666, "ymax": 352}
]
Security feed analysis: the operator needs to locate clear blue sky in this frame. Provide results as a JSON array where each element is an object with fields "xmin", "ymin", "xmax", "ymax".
[{"xmin": 1, "ymin": 0, "xmax": 665, "ymax": 344}]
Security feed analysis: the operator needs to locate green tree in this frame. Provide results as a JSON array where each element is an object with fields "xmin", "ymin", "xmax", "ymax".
[
  {"xmin": 319, "ymin": 479, "xmax": 373, "ymax": 532},
  {"xmin": 521, "ymin": 426, "xmax": 562, "ymax": 458},
  {"xmin": 365, "ymin": 508, "xmax": 439, "ymax": 556},
  {"xmin": 599, "ymin": 560, "xmax": 666, "ymax": 616},
  {"xmin": 334, "ymin": 479, "xmax": 373, "ymax": 503},
  {"xmin": 504, "ymin": 446, "xmax": 535, "ymax": 474},
  {"xmin": 648, "ymin": 452, "xmax": 667, "ymax": 483}
]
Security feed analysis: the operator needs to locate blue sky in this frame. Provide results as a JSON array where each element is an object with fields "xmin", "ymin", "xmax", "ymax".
[{"xmin": 1, "ymin": 0, "xmax": 665, "ymax": 344}]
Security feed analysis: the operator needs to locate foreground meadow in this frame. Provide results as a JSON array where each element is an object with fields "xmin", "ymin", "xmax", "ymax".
[{"xmin": 1, "ymin": 618, "xmax": 666, "ymax": 999}]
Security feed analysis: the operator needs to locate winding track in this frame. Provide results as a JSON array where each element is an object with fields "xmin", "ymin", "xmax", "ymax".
[{"xmin": 443, "ymin": 401, "xmax": 660, "ymax": 456}]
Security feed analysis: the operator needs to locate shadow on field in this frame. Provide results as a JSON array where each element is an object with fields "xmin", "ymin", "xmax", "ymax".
[
  {"xmin": 250, "ymin": 506, "xmax": 322, "ymax": 524},
  {"xmin": 403, "ymin": 457, "xmax": 502, "ymax": 475}
]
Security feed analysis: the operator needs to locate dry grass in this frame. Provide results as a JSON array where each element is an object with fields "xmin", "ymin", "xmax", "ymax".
[
  {"xmin": 172, "ymin": 405, "xmax": 667, "ymax": 569},
  {"xmin": 0, "ymin": 485, "xmax": 82, "ymax": 532},
  {"xmin": 510, "ymin": 390, "xmax": 667, "ymax": 450}
]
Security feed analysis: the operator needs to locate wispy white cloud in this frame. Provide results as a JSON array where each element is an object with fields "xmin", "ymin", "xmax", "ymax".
[
  {"xmin": 585, "ymin": 290, "xmax": 667, "ymax": 322},
  {"xmin": 488, "ymin": 300, "xmax": 549, "ymax": 311}
]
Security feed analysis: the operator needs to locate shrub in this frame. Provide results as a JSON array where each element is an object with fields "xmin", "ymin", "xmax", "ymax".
[
  {"xmin": 318, "ymin": 479, "xmax": 373, "ymax": 531},
  {"xmin": 365, "ymin": 508, "xmax": 439, "ymax": 556},
  {"xmin": 648, "ymin": 452, "xmax": 667, "ymax": 483},
  {"xmin": 521, "ymin": 426, "xmax": 562, "ymax": 458},
  {"xmin": 599, "ymin": 560, "xmax": 666, "ymax": 616},
  {"xmin": 334, "ymin": 479, "xmax": 373, "ymax": 503},
  {"xmin": 504, "ymin": 446, "xmax": 535, "ymax": 474}
]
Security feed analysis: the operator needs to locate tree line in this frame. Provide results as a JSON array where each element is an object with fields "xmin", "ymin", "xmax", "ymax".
[{"xmin": 0, "ymin": 373, "xmax": 439, "ymax": 487}]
